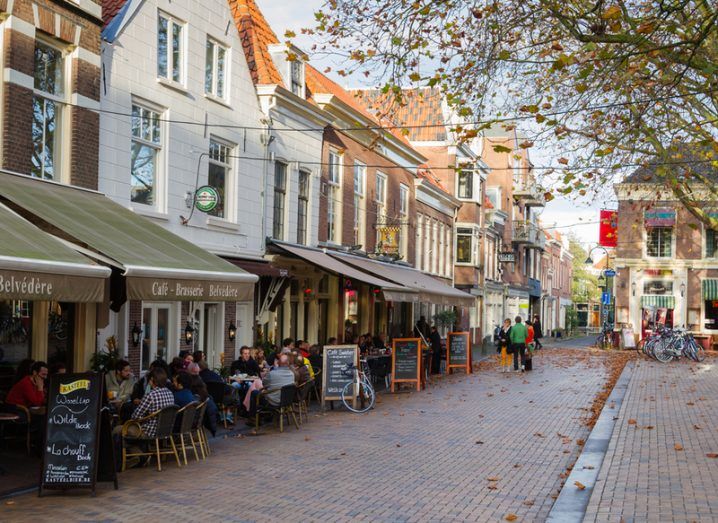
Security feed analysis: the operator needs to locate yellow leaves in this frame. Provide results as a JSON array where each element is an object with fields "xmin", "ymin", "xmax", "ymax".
[
  {"xmin": 487, "ymin": 476, "xmax": 501, "ymax": 482},
  {"xmin": 574, "ymin": 481, "xmax": 586, "ymax": 490},
  {"xmin": 558, "ymin": 157, "xmax": 569, "ymax": 165},
  {"xmin": 505, "ymin": 514, "xmax": 518, "ymax": 521},
  {"xmin": 636, "ymin": 22, "xmax": 655, "ymax": 35},
  {"xmin": 674, "ymin": 443, "xmax": 684, "ymax": 451},
  {"xmin": 602, "ymin": 5, "xmax": 622, "ymax": 20},
  {"xmin": 628, "ymin": 419, "xmax": 637, "ymax": 425}
]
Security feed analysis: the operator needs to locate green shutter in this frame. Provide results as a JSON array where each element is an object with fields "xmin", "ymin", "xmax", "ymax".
[
  {"xmin": 641, "ymin": 295, "xmax": 676, "ymax": 309},
  {"xmin": 702, "ymin": 279, "xmax": 718, "ymax": 300}
]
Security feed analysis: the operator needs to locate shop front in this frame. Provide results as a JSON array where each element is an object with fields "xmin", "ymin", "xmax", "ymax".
[
  {"xmin": 483, "ymin": 282, "xmax": 505, "ymax": 349},
  {"xmin": 506, "ymin": 288, "xmax": 530, "ymax": 321}
]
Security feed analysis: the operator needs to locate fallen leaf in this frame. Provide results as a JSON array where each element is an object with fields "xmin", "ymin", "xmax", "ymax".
[
  {"xmin": 706, "ymin": 453, "xmax": 718, "ymax": 458},
  {"xmin": 627, "ymin": 419, "xmax": 637, "ymax": 425},
  {"xmin": 487, "ymin": 477, "xmax": 501, "ymax": 482},
  {"xmin": 694, "ymin": 425, "xmax": 702, "ymax": 430},
  {"xmin": 5, "ymin": 501, "xmax": 15, "ymax": 505},
  {"xmin": 644, "ymin": 426, "xmax": 655, "ymax": 430},
  {"xmin": 396, "ymin": 444, "xmax": 401, "ymax": 447},
  {"xmin": 523, "ymin": 499, "xmax": 534, "ymax": 506},
  {"xmin": 476, "ymin": 440, "xmax": 484, "ymax": 445},
  {"xmin": 488, "ymin": 485, "xmax": 498, "ymax": 490},
  {"xmin": 687, "ymin": 402, "xmax": 695, "ymax": 406},
  {"xmin": 576, "ymin": 439, "xmax": 585, "ymax": 446},
  {"xmin": 675, "ymin": 443, "xmax": 684, "ymax": 451},
  {"xmin": 574, "ymin": 481, "xmax": 586, "ymax": 490},
  {"xmin": 514, "ymin": 464, "xmax": 522, "ymax": 468},
  {"xmin": 505, "ymin": 514, "xmax": 518, "ymax": 521},
  {"xmin": 534, "ymin": 432, "xmax": 545, "ymax": 438}
]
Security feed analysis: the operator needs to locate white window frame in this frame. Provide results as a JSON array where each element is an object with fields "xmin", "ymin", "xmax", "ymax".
[
  {"xmin": 704, "ymin": 225, "xmax": 718, "ymax": 259},
  {"xmin": 375, "ymin": 171, "xmax": 387, "ymax": 219},
  {"xmin": 456, "ymin": 169, "xmax": 474, "ymax": 200},
  {"xmin": 399, "ymin": 184, "xmax": 409, "ymax": 259},
  {"xmin": 353, "ymin": 161, "xmax": 366, "ymax": 248},
  {"xmin": 415, "ymin": 214, "xmax": 424, "ymax": 271},
  {"xmin": 157, "ymin": 11, "xmax": 186, "ymax": 86},
  {"xmin": 272, "ymin": 160, "xmax": 288, "ymax": 240},
  {"xmin": 289, "ymin": 59, "xmax": 305, "ymax": 98},
  {"xmin": 130, "ymin": 100, "xmax": 165, "ymax": 212},
  {"xmin": 455, "ymin": 224, "xmax": 480, "ymax": 266},
  {"xmin": 297, "ymin": 169, "xmax": 311, "ymax": 245},
  {"xmin": 140, "ymin": 302, "xmax": 176, "ymax": 372},
  {"xmin": 32, "ymin": 38, "xmax": 69, "ymax": 182},
  {"xmin": 207, "ymin": 137, "xmax": 234, "ymax": 221},
  {"xmin": 644, "ymin": 226, "xmax": 674, "ymax": 259},
  {"xmin": 205, "ymin": 37, "xmax": 230, "ymax": 101},
  {"xmin": 326, "ymin": 151, "xmax": 343, "ymax": 244}
]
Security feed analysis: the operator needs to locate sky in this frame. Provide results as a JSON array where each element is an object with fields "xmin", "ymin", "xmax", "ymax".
[{"xmin": 256, "ymin": 0, "xmax": 612, "ymax": 246}]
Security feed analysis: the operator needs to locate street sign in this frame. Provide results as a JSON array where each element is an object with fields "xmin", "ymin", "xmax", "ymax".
[
  {"xmin": 498, "ymin": 252, "xmax": 516, "ymax": 263},
  {"xmin": 601, "ymin": 291, "xmax": 611, "ymax": 305},
  {"xmin": 603, "ymin": 269, "xmax": 616, "ymax": 277}
]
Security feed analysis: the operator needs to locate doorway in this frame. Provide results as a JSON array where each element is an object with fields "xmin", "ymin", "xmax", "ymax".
[
  {"xmin": 141, "ymin": 303, "xmax": 171, "ymax": 372},
  {"xmin": 201, "ymin": 303, "xmax": 221, "ymax": 369}
]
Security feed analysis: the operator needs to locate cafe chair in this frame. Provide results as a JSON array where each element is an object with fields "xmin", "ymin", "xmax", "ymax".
[
  {"xmin": 206, "ymin": 381, "xmax": 236, "ymax": 429},
  {"xmin": 294, "ymin": 380, "xmax": 313, "ymax": 424},
  {"xmin": 309, "ymin": 370, "xmax": 322, "ymax": 403},
  {"xmin": 255, "ymin": 384, "xmax": 299, "ymax": 433},
  {"xmin": 173, "ymin": 401, "xmax": 199, "ymax": 465},
  {"xmin": 120, "ymin": 405, "xmax": 181, "ymax": 472},
  {"xmin": 193, "ymin": 400, "xmax": 210, "ymax": 459},
  {"xmin": 0, "ymin": 402, "xmax": 32, "ymax": 454}
]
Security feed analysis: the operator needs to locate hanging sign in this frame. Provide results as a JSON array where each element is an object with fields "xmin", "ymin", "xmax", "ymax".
[
  {"xmin": 376, "ymin": 226, "xmax": 401, "ymax": 255},
  {"xmin": 599, "ymin": 210, "xmax": 618, "ymax": 247},
  {"xmin": 498, "ymin": 252, "xmax": 516, "ymax": 263},
  {"xmin": 194, "ymin": 186, "xmax": 220, "ymax": 213}
]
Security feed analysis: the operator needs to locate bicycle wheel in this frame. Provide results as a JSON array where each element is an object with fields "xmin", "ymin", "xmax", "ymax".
[
  {"xmin": 654, "ymin": 342, "xmax": 674, "ymax": 363},
  {"xmin": 341, "ymin": 379, "xmax": 375, "ymax": 413}
]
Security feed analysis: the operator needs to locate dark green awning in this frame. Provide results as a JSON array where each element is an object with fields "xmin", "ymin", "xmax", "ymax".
[
  {"xmin": 0, "ymin": 172, "xmax": 256, "ymax": 301},
  {"xmin": 641, "ymin": 295, "xmax": 675, "ymax": 309},
  {"xmin": 703, "ymin": 279, "xmax": 718, "ymax": 300}
]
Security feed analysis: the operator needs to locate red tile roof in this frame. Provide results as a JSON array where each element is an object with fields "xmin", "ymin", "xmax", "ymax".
[
  {"xmin": 229, "ymin": 0, "xmax": 284, "ymax": 85},
  {"xmin": 417, "ymin": 165, "xmax": 449, "ymax": 193},
  {"xmin": 102, "ymin": 0, "xmax": 128, "ymax": 27},
  {"xmin": 353, "ymin": 88, "xmax": 447, "ymax": 142}
]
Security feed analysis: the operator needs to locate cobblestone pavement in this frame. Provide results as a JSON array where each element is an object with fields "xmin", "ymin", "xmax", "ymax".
[
  {"xmin": 1, "ymin": 350, "xmax": 609, "ymax": 523},
  {"xmin": 585, "ymin": 357, "xmax": 718, "ymax": 522}
]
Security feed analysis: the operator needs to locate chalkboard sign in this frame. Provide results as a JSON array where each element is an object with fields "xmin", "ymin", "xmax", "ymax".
[
  {"xmin": 322, "ymin": 345, "xmax": 359, "ymax": 407},
  {"xmin": 40, "ymin": 372, "xmax": 115, "ymax": 496},
  {"xmin": 447, "ymin": 332, "xmax": 471, "ymax": 374},
  {"xmin": 391, "ymin": 338, "xmax": 421, "ymax": 392}
]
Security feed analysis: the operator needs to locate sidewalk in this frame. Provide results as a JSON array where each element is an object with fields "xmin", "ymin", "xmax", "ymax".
[{"xmin": 583, "ymin": 357, "xmax": 718, "ymax": 522}]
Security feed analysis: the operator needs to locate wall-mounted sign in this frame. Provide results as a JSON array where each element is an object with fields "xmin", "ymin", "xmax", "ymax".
[
  {"xmin": 127, "ymin": 277, "xmax": 252, "ymax": 302},
  {"xmin": 376, "ymin": 226, "xmax": 401, "ymax": 255},
  {"xmin": 599, "ymin": 209, "xmax": 618, "ymax": 247},
  {"xmin": 195, "ymin": 186, "xmax": 220, "ymax": 213},
  {"xmin": 498, "ymin": 252, "xmax": 516, "ymax": 263},
  {"xmin": 603, "ymin": 269, "xmax": 616, "ymax": 277},
  {"xmin": 0, "ymin": 270, "xmax": 105, "ymax": 302},
  {"xmin": 644, "ymin": 208, "xmax": 676, "ymax": 227}
]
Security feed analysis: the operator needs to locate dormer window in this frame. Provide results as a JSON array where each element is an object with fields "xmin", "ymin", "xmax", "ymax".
[{"xmin": 290, "ymin": 59, "xmax": 304, "ymax": 97}]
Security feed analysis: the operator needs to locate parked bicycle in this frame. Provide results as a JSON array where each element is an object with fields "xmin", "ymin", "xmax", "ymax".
[
  {"xmin": 641, "ymin": 327, "xmax": 705, "ymax": 363},
  {"xmin": 0, "ymin": 315, "xmax": 28, "ymax": 344},
  {"xmin": 341, "ymin": 359, "xmax": 376, "ymax": 413},
  {"xmin": 595, "ymin": 322, "xmax": 614, "ymax": 349}
]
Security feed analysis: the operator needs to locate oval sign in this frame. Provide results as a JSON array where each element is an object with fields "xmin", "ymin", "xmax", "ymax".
[{"xmin": 195, "ymin": 186, "xmax": 219, "ymax": 213}]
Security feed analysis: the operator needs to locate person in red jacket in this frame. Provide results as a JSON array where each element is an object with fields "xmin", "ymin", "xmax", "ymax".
[{"xmin": 6, "ymin": 360, "xmax": 48, "ymax": 408}]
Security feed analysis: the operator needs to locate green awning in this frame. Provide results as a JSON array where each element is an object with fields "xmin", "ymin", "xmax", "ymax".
[
  {"xmin": 0, "ymin": 203, "xmax": 109, "ymax": 301},
  {"xmin": 0, "ymin": 172, "xmax": 257, "ymax": 302},
  {"xmin": 703, "ymin": 279, "xmax": 718, "ymax": 300},
  {"xmin": 641, "ymin": 295, "xmax": 676, "ymax": 309}
]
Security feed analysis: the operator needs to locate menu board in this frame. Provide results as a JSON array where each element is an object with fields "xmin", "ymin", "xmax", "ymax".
[
  {"xmin": 322, "ymin": 345, "xmax": 359, "ymax": 407},
  {"xmin": 40, "ymin": 373, "xmax": 104, "ymax": 495},
  {"xmin": 447, "ymin": 332, "xmax": 471, "ymax": 374},
  {"xmin": 391, "ymin": 338, "xmax": 421, "ymax": 392}
]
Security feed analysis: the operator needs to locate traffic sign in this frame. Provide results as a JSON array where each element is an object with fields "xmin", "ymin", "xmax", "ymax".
[
  {"xmin": 603, "ymin": 268, "xmax": 616, "ymax": 277},
  {"xmin": 601, "ymin": 292, "xmax": 611, "ymax": 305}
]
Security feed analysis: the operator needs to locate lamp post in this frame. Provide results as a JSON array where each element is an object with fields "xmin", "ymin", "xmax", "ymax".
[{"xmin": 585, "ymin": 245, "xmax": 613, "ymax": 329}]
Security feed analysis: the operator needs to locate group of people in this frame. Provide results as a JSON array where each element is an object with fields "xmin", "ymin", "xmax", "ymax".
[{"xmin": 496, "ymin": 315, "xmax": 544, "ymax": 373}]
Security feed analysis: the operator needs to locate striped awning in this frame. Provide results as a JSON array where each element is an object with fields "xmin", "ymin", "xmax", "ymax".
[
  {"xmin": 702, "ymin": 279, "xmax": 718, "ymax": 300},
  {"xmin": 641, "ymin": 295, "xmax": 675, "ymax": 309}
]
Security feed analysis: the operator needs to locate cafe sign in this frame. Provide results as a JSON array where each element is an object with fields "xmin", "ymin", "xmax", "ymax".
[
  {"xmin": 0, "ymin": 270, "xmax": 105, "ymax": 302},
  {"xmin": 644, "ymin": 208, "xmax": 676, "ymax": 227},
  {"xmin": 498, "ymin": 251, "xmax": 516, "ymax": 263},
  {"xmin": 127, "ymin": 277, "xmax": 253, "ymax": 302},
  {"xmin": 376, "ymin": 226, "xmax": 401, "ymax": 256},
  {"xmin": 195, "ymin": 186, "xmax": 220, "ymax": 213}
]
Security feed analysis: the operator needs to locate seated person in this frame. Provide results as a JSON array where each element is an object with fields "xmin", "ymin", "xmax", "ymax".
[
  {"xmin": 230, "ymin": 346, "xmax": 260, "ymax": 376},
  {"xmin": 6, "ymin": 360, "xmax": 47, "ymax": 408},
  {"xmin": 49, "ymin": 362, "xmax": 66, "ymax": 375},
  {"xmin": 131, "ymin": 359, "xmax": 171, "ymax": 405},
  {"xmin": 255, "ymin": 350, "xmax": 270, "ymax": 378},
  {"xmin": 198, "ymin": 361, "xmax": 223, "ymax": 383},
  {"xmin": 295, "ymin": 355, "xmax": 310, "ymax": 386},
  {"xmin": 129, "ymin": 367, "xmax": 175, "ymax": 437},
  {"xmin": 106, "ymin": 359, "xmax": 136, "ymax": 404},
  {"xmin": 308, "ymin": 345, "xmax": 323, "ymax": 372},
  {"xmin": 261, "ymin": 354, "xmax": 296, "ymax": 407},
  {"xmin": 172, "ymin": 372, "xmax": 195, "ymax": 408}
]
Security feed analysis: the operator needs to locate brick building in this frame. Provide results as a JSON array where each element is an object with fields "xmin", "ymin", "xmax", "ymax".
[{"xmin": 541, "ymin": 231, "xmax": 574, "ymax": 334}]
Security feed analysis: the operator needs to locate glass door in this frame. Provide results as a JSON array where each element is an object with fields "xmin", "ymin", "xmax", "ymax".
[{"xmin": 141, "ymin": 304, "xmax": 171, "ymax": 371}]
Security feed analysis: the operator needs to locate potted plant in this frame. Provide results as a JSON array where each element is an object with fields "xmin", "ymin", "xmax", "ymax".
[
  {"xmin": 90, "ymin": 335, "xmax": 121, "ymax": 373},
  {"xmin": 434, "ymin": 309, "xmax": 458, "ymax": 331}
]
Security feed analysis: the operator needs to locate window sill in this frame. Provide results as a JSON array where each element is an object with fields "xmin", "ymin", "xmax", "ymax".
[
  {"xmin": 206, "ymin": 216, "xmax": 240, "ymax": 231},
  {"xmin": 131, "ymin": 206, "xmax": 169, "ymax": 221},
  {"xmin": 156, "ymin": 77, "xmax": 189, "ymax": 95},
  {"xmin": 203, "ymin": 93, "xmax": 232, "ymax": 109}
]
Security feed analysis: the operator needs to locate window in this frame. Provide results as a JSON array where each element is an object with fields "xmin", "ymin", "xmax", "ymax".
[
  {"xmin": 646, "ymin": 227, "xmax": 672, "ymax": 257},
  {"xmin": 457, "ymin": 171, "xmax": 473, "ymax": 199},
  {"xmin": 273, "ymin": 161, "xmax": 287, "ymax": 239},
  {"xmin": 456, "ymin": 227, "xmax": 474, "ymax": 264},
  {"xmin": 400, "ymin": 184, "xmax": 409, "ymax": 259},
  {"xmin": 416, "ymin": 214, "xmax": 423, "ymax": 271},
  {"xmin": 297, "ymin": 170, "xmax": 310, "ymax": 245},
  {"xmin": 131, "ymin": 103, "xmax": 162, "ymax": 207},
  {"xmin": 32, "ymin": 41, "xmax": 65, "ymax": 180},
  {"xmin": 353, "ymin": 162, "xmax": 366, "ymax": 246},
  {"xmin": 205, "ymin": 39, "xmax": 227, "ymax": 98},
  {"xmin": 486, "ymin": 187, "xmax": 500, "ymax": 209},
  {"xmin": 705, "ymin": 299, "xmax": 718, "ymax": 330},
  {"xmin": 208, "ymin": 139, "xmax": 232, "ymax": 218},
  {"xmin": 158, "ymin": 12, "xmax": 184, "ymax": 83},
  {"xmin": 290, "ymin": 60, "xmax": 304, "ymax": 97},
  {"xmin": 707, "ymin": 229, "xmax": 718, "ymax": 258},
  {"xmin": 141, "ymin": 304, "xmax": 172, "ymax": 372},
  {"xmin": 375, "ymin": 172, "xmax": 387, "ymax": 218},
  {"xmin": 326, "ymin": 151, "xmax": 342, "ymax": 244}
]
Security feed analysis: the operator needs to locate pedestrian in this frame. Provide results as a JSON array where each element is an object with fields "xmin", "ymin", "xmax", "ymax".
[
  {"xmin": 509, "ymin": 316, "xmax": 528, "ymax": 372},
  {"xmin": 429, "ymin": 326, "xmax": 442, "ymax": 374},
  {"xmin": 496, "ymin": 318, "xmax": 513, "ymax": 373},
  {"xmin": 532, "ymin": 315, "xmax": 543, "ymax": 350},
  {"xmin": 525, "ymin": 322, "xmax": 535, "ymax": 371},
  {"xmin": 414, "ymin": 315, "xmax": 430, "ymax": 342}
]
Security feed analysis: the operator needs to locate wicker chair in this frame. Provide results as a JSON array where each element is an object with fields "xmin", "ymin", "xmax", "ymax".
[
  {"xmin": 173, "ymin": 402, "xmax": 199, "ymax": 465},
  {"xmin": 255, "ymin": 384, "xmax": 299, "ymax": 433},
  {"xmin": 206, "ymin": 381, "xmax": 236, "ymax": 429},
  {"xmin": 309, "ymin": 369, "xmax": 322, "ymax": 402},
  {"xmin": 121, "ymin": 405, "xmax": 181, "ymax": 472},
  {"xmin": 193, "ymin": 400, "xmax": 210, "ymax": 458},
  {"xmin": 0, "ymin": 402, "xmax": 31, "ymax": 454},
  {"xmin": 294, "ymin": 380, "xmax": 313, "ymax": 424}
]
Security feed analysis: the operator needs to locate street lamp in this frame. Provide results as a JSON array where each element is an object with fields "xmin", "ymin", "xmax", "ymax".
[{"xmin": 585, "ymin": 245, "xmax": 613, "ymax": 328}]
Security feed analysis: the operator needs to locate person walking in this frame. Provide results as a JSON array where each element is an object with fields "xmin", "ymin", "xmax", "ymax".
[
  {"xmin": 532, "ymin": 315, "xmax": 544, "ymax": 350},
  {"xmin": 496, "ymin": 318, "xmax": 513, "ymax": 373},
  {"xmin": 429, "ymin": 326, "xmax": 443, "ymax": 374},
  {"xmin": 509, "ymin": 316, "xmax": 528, "ymax": 372}
]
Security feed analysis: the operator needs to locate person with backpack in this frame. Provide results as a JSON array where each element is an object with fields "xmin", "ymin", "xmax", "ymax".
[
  {"xmin": 496, "ymin": 318, "xmax": 513, "ymax": 373},
  {"xmin": 509, "ymin": 315, "xmax": 529, "ymax": 372}
]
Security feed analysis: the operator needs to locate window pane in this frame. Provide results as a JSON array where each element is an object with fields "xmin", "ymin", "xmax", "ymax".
[
  {"xmin": 705, "ymin": 300, "xmax": 718, "ymax": 330},
  {"xmin": 216, "ymin": 46, "xmax": 226, "ymax": 98},
  {"xmin": 708, "ymin": 230, "xmax": 718, "ymax": 258},
  {"xmin": 171, "ymin": 21, "xmax": 182, "ymax": 82},
  {"xmin": 208, "ymin": 162, "xmax": 226, "ymax": 218},
  {"xmin": 205, "ymin": 40, "xmax": 214, "ymax": 94},
  {"xmin": 156, "ymin": 308, "xmax": 168, "ymax": 362},
  {"xmin": 131, "ymin": 105, "xmax": 141, "ymax": 137},
  {"xmin": 31, "ymin": 96, "xmax": 56, "ymax": 180},
  {"xmin": 457, "ymin": 234, "xmax": 472, "ymax": 263},
  {"xmin": 274, "ymin": 162, "xmax": 286, "ymax": 190},
  {"xmin": 458, "ymin": 172, "xmax": 472, "ymax": 198},
  {"xmin": 141, "ymin": 308, "xmax": 152, "ymax": 371},
  {"xmin": 34, "ymin": 43, "xmax": 63, "ymax": 96},
  {"xmin": 157, "ymin": 15, "xmax": 168, "ymax": 78},
  {"xmin": 131, "ymin": 142, "xmax": 156, "ymax": 205}
]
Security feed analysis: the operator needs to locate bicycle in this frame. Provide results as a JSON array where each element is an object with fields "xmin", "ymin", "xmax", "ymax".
[
  {"xmin": 649, "ymin": 328, "xmax": 705, "ymax": 363},
  {"xmin": 595, "ymin": 322, "xmax": 614, "ymax": 349},
  {"xmin": 341, "ymin": 359, "xmax": 376, "ymax": 413}
]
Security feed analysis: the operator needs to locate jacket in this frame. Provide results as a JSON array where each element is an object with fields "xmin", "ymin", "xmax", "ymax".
[
  {"xmin": 509, "ymin": 322, "xmax": 529, "ymax": 345},
  {"xmin": 497, "ymin": 326, "xmax": 512, "ymax": 348}
]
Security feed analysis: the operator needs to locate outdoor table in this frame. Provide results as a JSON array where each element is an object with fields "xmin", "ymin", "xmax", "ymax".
[{"xmin": 29, "ymin": 406, "xmax": 46, "ymax": 416}]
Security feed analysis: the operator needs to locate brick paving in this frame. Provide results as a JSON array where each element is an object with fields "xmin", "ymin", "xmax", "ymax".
[
  {"xmin": 1, "ymin": 350, "xmax": 608, "ymax": 523},
  {"xmin": 584, "ymin": 357, "xmax": 718, "ymax": 522}
]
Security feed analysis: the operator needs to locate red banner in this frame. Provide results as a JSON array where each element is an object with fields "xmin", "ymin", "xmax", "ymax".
[{"xmin": 599, "ymin": 210, "xmax": 618, "ymax": 247}]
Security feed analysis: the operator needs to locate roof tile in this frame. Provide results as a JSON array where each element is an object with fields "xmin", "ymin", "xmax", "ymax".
[
  {"xmin": 102, "ymin": 0, "xmax": 128, "ymax": 27},
  {"xmin": 229, "ymin": 0, "xmax": 284, "ymax": 85}
]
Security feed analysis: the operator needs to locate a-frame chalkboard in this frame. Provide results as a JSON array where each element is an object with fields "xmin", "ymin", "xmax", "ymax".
[{"xmin": 39, "ymin": 372, "xmax": 118, "ymax": 496}]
